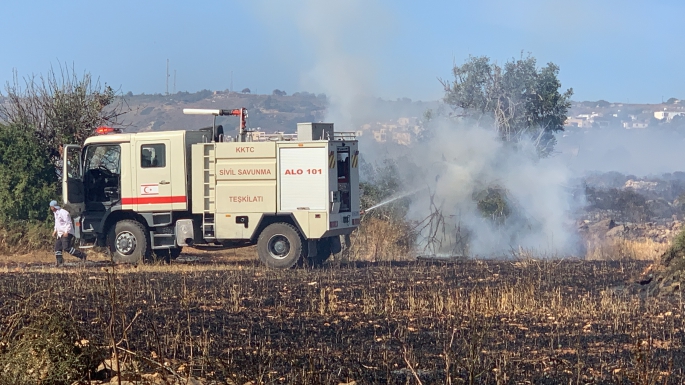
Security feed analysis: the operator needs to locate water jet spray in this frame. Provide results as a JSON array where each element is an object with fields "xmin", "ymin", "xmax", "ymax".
[{"xmin": 360, "ymin": 187, "xmax": 427, "ymax": 215}]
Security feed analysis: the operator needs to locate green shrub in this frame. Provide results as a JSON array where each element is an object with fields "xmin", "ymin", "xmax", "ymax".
[
  {"xmin": 473, "ymin": 186, "xmax": 511, "ymax": 222},
  {"xmin": 0, "ymin": 124, "xmax": 57, "ymax": 223},
  {"xmin": 662, "ymin": 227, "xmax": 685, "ymax": 266},
  {"xmin": 0, "ymin": 220, "xmax": 53, "ymax": 254}
]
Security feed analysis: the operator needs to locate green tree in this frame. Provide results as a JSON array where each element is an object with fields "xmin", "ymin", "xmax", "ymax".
[
  {"xmin": 442, "ymin": 53, "xmax": 573, "ymax": 155},
  {"xmin": 0, "ymin": 124, "xmax": 57, "ymax": 222}
]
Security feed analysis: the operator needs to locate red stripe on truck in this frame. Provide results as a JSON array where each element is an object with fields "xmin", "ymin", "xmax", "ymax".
[{"xmin": 121, "ymin": 196, "xmax": 187, "ymax": 205}]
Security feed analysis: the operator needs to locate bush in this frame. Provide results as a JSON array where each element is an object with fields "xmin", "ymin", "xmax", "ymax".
[
  {"xmin": 585, "ymin": 186, "xmax": 651, "ymax": 222},
  {"xmin": 473, "ymin": 186, "xmax": 511, "ymax": 222},
  {"xmin": 0, "ymin": 303, "xmax": 105, "ymax": 385},
  {"xmin": 662, "ymin": 228, "xmax": 685, "ymax": 266},
  {"xmin": 0, "ymin": 124, "xmax": 56, "ymax": 223},
  {"xmin": 646, "ymin": 228, "xmax": 685, "ymax": 295},
  {"xmin": 0, "ymin": 220, "xmax": 53, "ymax": 254}
]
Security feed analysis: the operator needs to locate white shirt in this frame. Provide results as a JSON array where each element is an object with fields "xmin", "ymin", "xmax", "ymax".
[{"xmin": 53, "ymin": 208, "xmax": 74, "ymax": 237}]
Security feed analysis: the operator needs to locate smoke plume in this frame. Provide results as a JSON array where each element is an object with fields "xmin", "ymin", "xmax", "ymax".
[
  {"xmin": 393, "ymin": 119, "xmax": 582, "ymax": 257},
  {"xmin": 252, "ymin": 0, "xmax": 392, "ymax": 130},
  {"xmin": 557, "ymin": 128, "xmax": 685, "ymax": 176},
  {"xmin": 255, "ymin": 0, "xmax": 583, "ymax": 257}
]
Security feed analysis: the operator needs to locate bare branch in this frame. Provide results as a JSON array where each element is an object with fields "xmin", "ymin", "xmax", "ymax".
[{"xmin": 0, "ymin": 63, "xmax": 129, "ymax": 167}]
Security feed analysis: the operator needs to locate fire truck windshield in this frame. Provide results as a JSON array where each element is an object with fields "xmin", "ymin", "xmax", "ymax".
[{"xmin": 83, "ymin": 145, "xmax": 121, "ymax": 206}]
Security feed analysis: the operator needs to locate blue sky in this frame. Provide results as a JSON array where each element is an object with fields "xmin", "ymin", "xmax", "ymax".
[{"xmin": 1, "ymin": 0, "xmax": 683, "ymax": 103}]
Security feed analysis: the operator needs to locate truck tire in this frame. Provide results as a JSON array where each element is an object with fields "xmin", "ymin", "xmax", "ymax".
[
  {"xmin": 108, "ymin": 220, "xmax": 150, "ymax": 264},
  {"xmin": 257, "ymin": 223, "xmax": 304, "ymax": 269}
]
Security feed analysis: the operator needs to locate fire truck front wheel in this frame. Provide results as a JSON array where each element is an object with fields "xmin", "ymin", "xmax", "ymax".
[
  {"xmin": 107, "ymin": 220, "xmax": 151, "ymax": 264},
  {"xmin": 257, "ymin": 223, "xmax": 304, "ymax": 269}
]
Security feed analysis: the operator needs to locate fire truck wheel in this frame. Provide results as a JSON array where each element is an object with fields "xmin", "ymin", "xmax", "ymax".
[
  {"xmin": 257, "ymin": 223, "xmax": 304, "ymax": 269},
  {"xmin": 108, "ymin": 220, "xmax": 150, "ymax": 264}
]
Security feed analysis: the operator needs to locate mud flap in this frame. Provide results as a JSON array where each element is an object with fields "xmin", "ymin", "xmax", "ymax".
[
  {"xmin": 307, "ymin": 239, "xmax": 317, "ymax": 258},
  {"xmin": 330, "ymin": 236, "xmax": 342, "ymax": 254}
]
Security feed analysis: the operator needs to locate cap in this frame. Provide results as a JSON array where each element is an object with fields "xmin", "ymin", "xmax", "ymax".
[{"xmin": 49, "ymin": 200, "xmax": 58, "ymax": 207}]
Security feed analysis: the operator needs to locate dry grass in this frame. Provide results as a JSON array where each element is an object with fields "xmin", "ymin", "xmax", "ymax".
[
  {"xmin": 586, "ymin": 238, "xmax": 671, "ymax": 261},
  {"xmin": 344, "ymin": 217, "xmax": 415, "ymax": 261}
]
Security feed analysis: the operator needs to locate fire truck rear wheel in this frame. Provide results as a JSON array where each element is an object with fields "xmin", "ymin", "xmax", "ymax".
[
  {"xmin": 257, "ymin": 223, "xmax": 304, "ymax": 269},
  {"xmin": 108, "ymin": 220, "xmax": 150, "ymax": 264}
]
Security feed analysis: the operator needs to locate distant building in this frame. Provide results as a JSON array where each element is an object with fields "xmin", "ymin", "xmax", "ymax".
[
  {"xmin": 654, "ymin": 110, "xmax": 685, "ymax": 122},
  {"xmin": 623, "ymin": 121, "xmax": 649, "ymax": 129},
  {"xmin": 362, "ymin": 118, "xmax": 419, "ymax": 145},
  {"xmin": 397, "ymin": 117, "xmax": 410, "ymax": 126},
  {"xmin": 565, "ymin": 118, "xmax": 583, "ymax": 128},
  {"xmin": 392, "ymin": 132, "xmax": 411, "ymax": 145},
  {"xmin": 565, "ymin": 117, "xmax": 592, "ymax": 128},
  {"xmin": 373, "ymin": 129, "xmax": 387, "ymax": 142},
  {"xmin": 577, "ymin": 112, "xmax": 600, "ymax": 120}
]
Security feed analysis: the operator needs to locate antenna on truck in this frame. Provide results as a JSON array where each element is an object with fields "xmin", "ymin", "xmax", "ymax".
[{"xmin": 183, "ymin": 108, "xmax": 248, "ymax": 142}]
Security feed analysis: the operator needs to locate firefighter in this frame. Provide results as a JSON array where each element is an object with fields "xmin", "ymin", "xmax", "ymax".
[{"xmin": 50, "ymin": 200, "xmax": 86, "ymax": 266}]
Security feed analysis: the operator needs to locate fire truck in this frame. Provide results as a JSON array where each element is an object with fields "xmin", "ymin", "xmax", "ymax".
[{"xmin": 61, "ymin": 108, "xmax": 360, "ymax": 268}]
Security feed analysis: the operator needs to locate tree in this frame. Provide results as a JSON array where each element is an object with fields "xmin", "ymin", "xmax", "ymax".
[
  {"xmin": 0, "ymin": 65, "xmax": 127, "ymax": 167},
  {"xmin": 241, "ymin": 88, "xmax": 251, "ymax": 94},
  {"xmin": 0, "ymin": 124, "xmax": 56, "ymax": 222},
  {"xmin": 666, "ymin": 97, "xmax": 680, "ymax": 105},
  {"xmin": 442, "ymin": 53, "xmax": 573, "ymax": 155},
  {"xmin": 272, "ymin": 89, "xmax": 287, "ymax": 96}
]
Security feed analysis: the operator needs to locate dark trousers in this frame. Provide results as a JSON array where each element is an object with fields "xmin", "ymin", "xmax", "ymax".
[{"xmin": 54, "ymin": 234, "xmax": 85, "ymax": 262}]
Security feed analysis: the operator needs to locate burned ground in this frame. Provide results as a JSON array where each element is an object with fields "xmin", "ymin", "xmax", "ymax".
[{"xmin": 1, "ymin": 259, "xmax": 683, "ymax": 384}]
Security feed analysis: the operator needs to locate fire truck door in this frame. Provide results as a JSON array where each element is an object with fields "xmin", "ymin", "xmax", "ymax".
[{"xmin": 133, "ymin": 140, "xmax": 173, "ymax": 211}]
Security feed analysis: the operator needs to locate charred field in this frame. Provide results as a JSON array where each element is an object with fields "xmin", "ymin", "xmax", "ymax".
[{"xmin": 1, "ymin": 258, "xmax": 684, "ymax": 384}]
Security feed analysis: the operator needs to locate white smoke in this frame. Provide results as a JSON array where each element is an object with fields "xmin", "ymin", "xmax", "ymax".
[
  {"xmin": 398, "ymin": 120, "xmax": 582, "ymax": 257},
  {"xmin": 557, "ymin": 127, "xmax": 685, "ymax": 176},
  {"xmin": 253, "ymin": 1, "xmax": 582, "ymax": 257},
  {"xmin": 251, "ymin": 0, "xmax": 391, "ymax": 129}
]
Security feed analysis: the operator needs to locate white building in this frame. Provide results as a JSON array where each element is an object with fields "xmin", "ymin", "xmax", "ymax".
[{"xmin": 654, "ymin": 109, "xmax": 685, "ymax": 122}]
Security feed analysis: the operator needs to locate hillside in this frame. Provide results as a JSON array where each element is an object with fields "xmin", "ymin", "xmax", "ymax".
[
  {"xmin": 117, "ymin": 90, "xmax": 437, "ymax": 137},
  {"xmin": 120, "ymin": 91, "xmax": 326, "ymax": 134}
]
